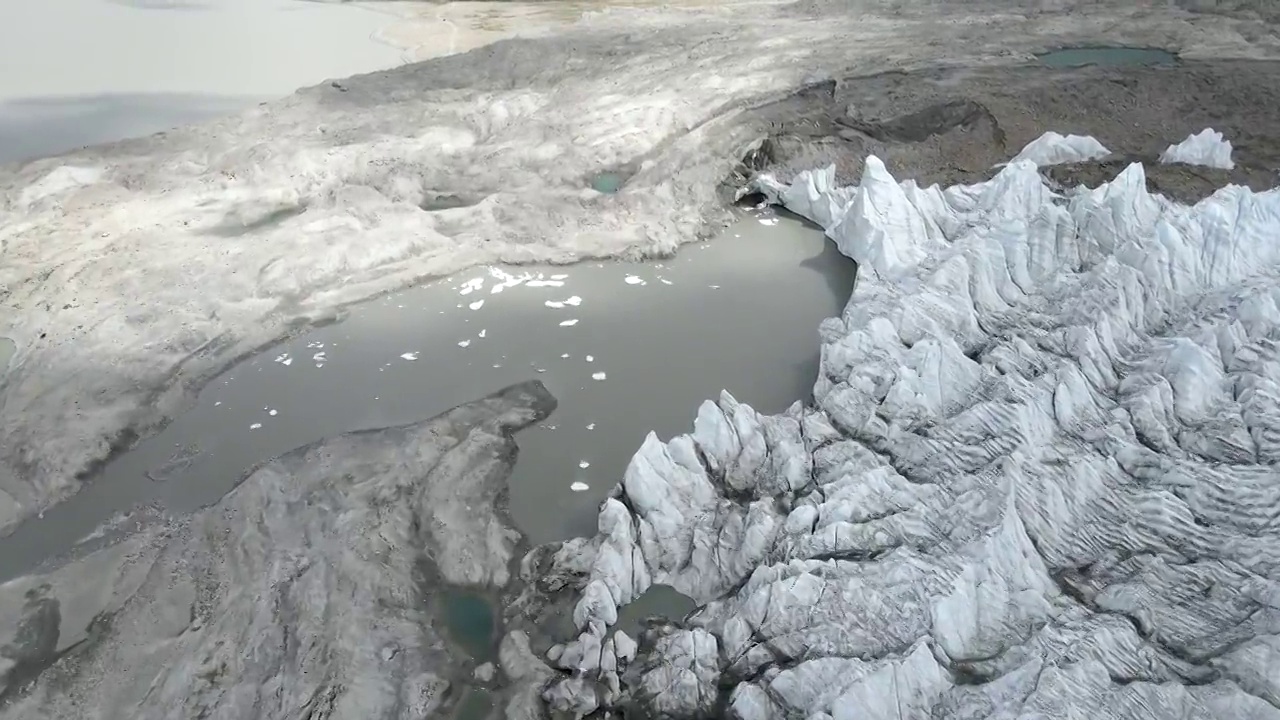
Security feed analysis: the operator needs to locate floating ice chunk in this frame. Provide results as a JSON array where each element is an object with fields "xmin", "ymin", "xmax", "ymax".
[
  {"xmin": 586, "ymin": 355, "xmax": 594, "ymax": 362},
  {"xmin": 578, "ymin": 461, "xmax": 591, "ymax": 469},
  {"xmin": 758, "ymin": 216, "xmax": 779, "ymax": 226},
  {"xmin": 552, "ymin": 274, "xmax": 569, "ymax": 280},
  {"xmin": 469, "ymin": 299, "xmax": 485, "ymax": 310},
  {"xmin": 1161, "ymin": 128, "xmax": 1235, "ymax": 169},
  {"xmin": 560, "ymin": 319, "xmax": 580, "ymax": 327},
  {"xmin": 487, "ymin": 267, "xmax": 532, "ymax": 294},
  {"xmin": 586, "ymin": 423, "xmax": 595, "ymax": 430},
  {"xmin": 459, "ymin": 277, "xmax": 485, "ymax": 295},
  {"xmin": 1006, "ymin": 131, "xmax": 1110, "ymax": 166},
  {"xmin": 545, "ymin": 296, "xmax": 580, "ymax": 308},
  {"xmin": 249, "ymin": 423, "xmax": 262, "ymax": 430},
  {"xmin": 528, "ymin": 277, "xmax": 566, "ymax": 288},
  {"xmin": 561, "ymin": 353, "xmax": 571, "ymax": 359},
  {"xmin": 570, "ymin": 482, "xmax": 590, "ymax": 492},
  {"xmin": 401, "ymin": 352, "xmax": 419, "ymax": 360},
  {"xmin": 624, "ymin": 275, "xmax": 645, "ymax": 285},
  {"xmin": 457, "ymin": 340, "xmax": 471, "ymax": 348},
  {"xmin": 313, "ymin": 352, "xmax": 326, "ymax": 362},
  {"xmin": 591, "ymin": 372, "xmax": 607, "ymax": 380},
  {"xmin": 268, "ymin": 409, "xmax": 278, "ymax": 416},
  {"xmin": 478, "ymin": 329, "xmax": 487, "ymax": 338}
]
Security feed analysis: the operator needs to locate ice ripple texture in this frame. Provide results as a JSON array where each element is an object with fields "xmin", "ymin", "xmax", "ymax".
[{"xmin": 543, "ymin": 136, "xmax": 1280, "ymax": 718}]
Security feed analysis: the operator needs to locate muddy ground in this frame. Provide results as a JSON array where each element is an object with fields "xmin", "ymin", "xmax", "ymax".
[{"xmin": 730, "ymin": 58, "xmax": 1280, "ymax": 204}]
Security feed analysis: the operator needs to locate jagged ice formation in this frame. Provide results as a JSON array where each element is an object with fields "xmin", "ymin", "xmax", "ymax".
[
  {"xmin": 1162, "ymin": 129, "xmax": 1236, "ymax": 170},
  {"xmin": 543, "ymin": 132, "xmax": 1280, "ymax": 719}
]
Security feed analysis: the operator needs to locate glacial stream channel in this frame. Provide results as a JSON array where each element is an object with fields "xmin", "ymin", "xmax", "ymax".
[{"xmin": 0, "ymin": 206, "xmax": 856, "ymax": 589}]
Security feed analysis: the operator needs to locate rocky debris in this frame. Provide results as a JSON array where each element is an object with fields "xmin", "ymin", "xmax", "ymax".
[
  {"xmin": 0, "ymin": 381, "xmax": 555, "ymax": 719},
  {"xmin": 541, "ymin": 135, "xmax": 1280, "ymax": 718}
]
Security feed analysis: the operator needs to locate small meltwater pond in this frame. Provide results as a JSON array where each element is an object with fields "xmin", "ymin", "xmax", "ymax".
[{"xmin": 0, "ymin": 207, "xmax": 856, "ymax": 580}]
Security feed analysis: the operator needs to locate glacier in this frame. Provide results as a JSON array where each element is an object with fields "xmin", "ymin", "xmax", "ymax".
[
  {"xmin": 1162, "ymin": 129, "xmax": 1236, "ymax": 170},
  {"xmin": 541, "ymin": 132, "xmax": 1280, "ymax": 718}
]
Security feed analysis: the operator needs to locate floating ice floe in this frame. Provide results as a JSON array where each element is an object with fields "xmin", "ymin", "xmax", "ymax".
[
  {"xmin": 400, "ymin": 352, "xmax": 419, "ymax": 360},
  {"xmin": 559, "ymin": 319, "xmax": 579, "ymax": 327},
  {"xmin": 469, "ymin": 299, "xmax": 485, "ymax": 310},
  {"xmin": 570, "ymin": 482, "xmax": 590, "ymax": 492},
  {"xmin": 545, "ymin": 295, "xmax": 583, "ymax": 309},
  {"xmin": 591, "ymin": 371, "xmax": 606, "ymax": 380},
  {"xmin": 624, "ymin": 275, "xmax": 645, "ymax": 285},
  {"xmin": 458, "ymin": 276, "xmax": 485, "ymax": 295}
]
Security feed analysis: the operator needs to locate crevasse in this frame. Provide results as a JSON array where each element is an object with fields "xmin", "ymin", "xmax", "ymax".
[{"xmin": 543, "ymin": 132, "xmax": 1280, "ymax": 719}]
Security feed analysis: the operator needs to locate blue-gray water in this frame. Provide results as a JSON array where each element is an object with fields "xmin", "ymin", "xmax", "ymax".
[{"xmin": 0, "ymin": 208, "xmax": 856, "ymax": 581}]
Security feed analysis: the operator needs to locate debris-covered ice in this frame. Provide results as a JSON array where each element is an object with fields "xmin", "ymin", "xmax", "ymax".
[
  {"xmin": 0, "ymin": 383, "xmax": 557, "ymax": 718},
  {"xmin": 542, "ymin": 139, "xmax": 1280, "ymax": 719},
  {"xmin": 1161, "ymin": 127, "xmax": 1235, "ymax": 169}
]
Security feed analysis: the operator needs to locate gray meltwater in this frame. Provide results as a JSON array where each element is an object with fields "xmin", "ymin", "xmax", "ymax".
[
  {"xmin": 0, "ymin": 208, "xmax": 856, "ymax": 580},
  {"xmin": 1037, "ymin": 46, "xmax": 1178, "ymax": 68}
]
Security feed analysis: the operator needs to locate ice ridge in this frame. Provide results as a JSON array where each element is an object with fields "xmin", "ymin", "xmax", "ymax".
[{"xmin": 542, "ymin": 132, "xmax": 1280, "ymax": 719}]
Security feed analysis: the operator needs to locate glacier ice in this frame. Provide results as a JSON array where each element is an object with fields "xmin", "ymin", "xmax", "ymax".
[
  {"xmin": 1161, "ymin": 128, "xmax": 1236, "ymax": 170},
  {"xmin": 1004, "ymin": 131, "xmax": 1111, "ymax": 167},
  {"xmin": 546, "ymin": 135, "xmax": 1280, "ymax": 718}
]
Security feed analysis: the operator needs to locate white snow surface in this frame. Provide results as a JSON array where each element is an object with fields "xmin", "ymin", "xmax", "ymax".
[
  {"xmin": 1162, "ymin": 128, "xmax": 1236, "ymax": 170},
  {"xmin": 548, "ymin": 141, "xmax": 1280, "ymax": 718}
]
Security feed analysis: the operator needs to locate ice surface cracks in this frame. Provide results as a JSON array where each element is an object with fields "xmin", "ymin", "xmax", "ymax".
[{"xmin": 545, "ymin": 137, "xmax": 1280, "ymax": 718}]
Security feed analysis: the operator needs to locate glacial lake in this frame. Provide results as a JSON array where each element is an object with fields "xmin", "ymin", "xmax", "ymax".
[{"xmin": 0, "ymin": 207, "xmax": 857, "ymax": 581}]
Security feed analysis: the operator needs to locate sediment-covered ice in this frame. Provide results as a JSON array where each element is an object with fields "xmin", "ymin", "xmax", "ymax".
[
  {"xmin": 0, "ymin": 381, "xmax": 555, "ymax": 719},
  {"xmin": 545, "ymin": 138, "xmax": 1280, "ymax": 718},
  {"xmin": 1162, "ymin": 128, "xmax": 1236, "ymax": 170}
]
